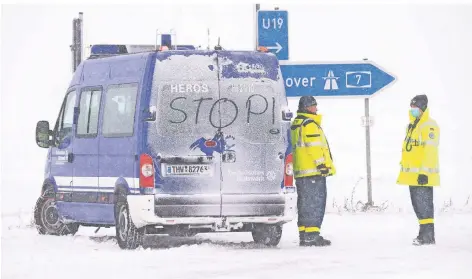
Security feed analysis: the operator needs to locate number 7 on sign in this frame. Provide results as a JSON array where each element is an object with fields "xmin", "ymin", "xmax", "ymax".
[
  {"xmin": 355, "ymin": 75, "xmax": 362, "ymax": 84},
  {"xmin": 346, "ymin": 71, "xmax": 372, "ymax": 88}
]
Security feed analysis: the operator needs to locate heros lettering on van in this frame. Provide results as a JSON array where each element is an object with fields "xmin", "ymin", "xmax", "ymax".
[
  {"xmin": 170, "ymin": 83, "xmax": 209, "ymax": 94},
  {"xmin": 231, "ymin": 84, "xmax": 255, "ymax": 93},
  {"xmin": 169, "ymin": 95, "xmax": 276, "ymax": 128}
]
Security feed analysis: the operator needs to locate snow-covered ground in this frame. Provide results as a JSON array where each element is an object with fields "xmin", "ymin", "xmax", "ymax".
[{"xmin": 3, "ymin": 211, "xmax": 472, "ymax": 279}]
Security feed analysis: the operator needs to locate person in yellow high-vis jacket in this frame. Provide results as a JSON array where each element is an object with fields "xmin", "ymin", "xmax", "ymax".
[
  {"xmin": 291, "ymin": 96, "xmax": 335, "ymax": 246},
  {"xmin": 397, "ymin": 94, "xmax": 440, "ymax": 245}
]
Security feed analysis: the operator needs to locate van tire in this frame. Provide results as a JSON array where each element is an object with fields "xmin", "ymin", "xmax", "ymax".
[
  {"xmin": 114, "ymin": 195, "xmax": 144, "ymax": 250},
  {"xmin": 251, "ymin": 224, "xmax": 283, "ymax": 246},
  {"xmin": 34, "ymin": 185, "xmax": 79, "ymax": 236}
]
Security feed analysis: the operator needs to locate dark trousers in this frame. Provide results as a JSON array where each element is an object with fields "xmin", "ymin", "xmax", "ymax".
[
  {"xmin": 410, "ymin": 186, "xmax": 434, "ymax": 236},
  {"xmin": 296, "ymin": 176, "xmax": 327, "ymax": 235}
]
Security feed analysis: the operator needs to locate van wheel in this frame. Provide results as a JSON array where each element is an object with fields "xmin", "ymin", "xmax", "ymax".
[
  {"xmin": 114, "ymin": 195, "xmax": 144, "ymax": 249},
  {"xmin": 34, "ymin": 186, "xmax": 79, "ymax": 236},
  {"xmin": 251, "ymin": 224, "xmax": 283, "ymax": 246}
]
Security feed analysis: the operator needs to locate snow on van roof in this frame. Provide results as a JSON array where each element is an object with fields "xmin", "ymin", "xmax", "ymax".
[
  {"xmin": 154, "ymin": 51, "xmax": 219, "ymax": 81},
  {"xmin": 154, "ymin": 50, "xmax": 281, "ymax": 82}
]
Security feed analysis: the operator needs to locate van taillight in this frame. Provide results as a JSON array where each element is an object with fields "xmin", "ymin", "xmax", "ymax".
[
  {"xmin": 284, "ymin": 153, "xmax": 294, "ymax": 187},
  {"xmin": 140, "ymin": 154, "xmax": 154, "ymax": 188}
]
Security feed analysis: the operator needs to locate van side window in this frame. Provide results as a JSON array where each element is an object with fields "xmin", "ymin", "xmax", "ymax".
[
  {"xmin": 102, "ymin": 83, "xmax": 138, "ymax": 137},
  {"xmin": 77, "ymin": 88, "xmax": 102, "ymax": 137},
  {"xmin": 55, "ymin": 90, "xmax": 76, "ymax": 143}
]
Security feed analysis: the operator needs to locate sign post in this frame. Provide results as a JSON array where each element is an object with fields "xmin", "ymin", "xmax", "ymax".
[
  {"xmin": 254, "ymin": 4, "xmax": 260, "ymax": 50},
  {"xmin": 365, "ymin": 97, "xmax": 373, "ymax": 205}
]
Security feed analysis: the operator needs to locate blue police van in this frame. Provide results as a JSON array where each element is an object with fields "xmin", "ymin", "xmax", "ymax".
[{"xmin": 34, "ymin": 44, "xmax": 296, "ymax": 249}]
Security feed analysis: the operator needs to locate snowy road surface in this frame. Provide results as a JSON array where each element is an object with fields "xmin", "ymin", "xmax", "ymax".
[{"xmin": 2, "ymin": 211, "xmax": 471, "ymax": 279}]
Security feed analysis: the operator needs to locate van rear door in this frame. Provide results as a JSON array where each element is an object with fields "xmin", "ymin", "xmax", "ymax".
[
  {"xmin": 152, "ymin": 51, "xmax": 222, "ymax": 217},
  {"xmin": 217, "ymin": 51, "xmax": 286, "ymax": 216}
]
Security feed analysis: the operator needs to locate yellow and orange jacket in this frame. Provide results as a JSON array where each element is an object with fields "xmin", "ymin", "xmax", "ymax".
[{"xmin": 397, "ymin": 108, "xmax": 440, "ymax": 186}]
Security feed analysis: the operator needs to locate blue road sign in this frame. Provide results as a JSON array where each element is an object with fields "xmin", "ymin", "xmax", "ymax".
[
  {"xmin": 257, "ymin": 10, "xmax": 289, "ymax": 60},
  {"xmin": 280, "ymin": 61, "xmax": 396, "ymax": 98}
]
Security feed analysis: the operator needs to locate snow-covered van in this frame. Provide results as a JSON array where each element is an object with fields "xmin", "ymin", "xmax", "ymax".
[{"xmin": 34, "ymin": 45, "xmax": 296, "ymax": 249}]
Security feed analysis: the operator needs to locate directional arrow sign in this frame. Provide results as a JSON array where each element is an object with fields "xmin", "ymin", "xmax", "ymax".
[
  {"xmin": 257, "ymin": 10, "xmax": 288, "ymax": 60},
  {"xmin": 267, "ymin": 42, "xmax": 282, "ymax": 53},
  {"xmin": 280, "ymin": 61, "xmax": 396, "ymax": 98}
]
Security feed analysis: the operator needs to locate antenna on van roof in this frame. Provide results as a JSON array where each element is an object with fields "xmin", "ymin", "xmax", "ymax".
[
  {"xmin": 214, "ymin": 37, "xmax": 223, "ymax": 50},
  {"xmin": 207, "ymin": 28, "xmax": 210, "ymax": 51}
]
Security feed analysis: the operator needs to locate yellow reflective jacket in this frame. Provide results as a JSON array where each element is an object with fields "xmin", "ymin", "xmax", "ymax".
[
  {"xmin": 290, "ymin": 112, "xmax": 335, "ymax": 178},
  {"xmin": 396, "ymin": 108, "xmax": 440, "ymax": 186}
]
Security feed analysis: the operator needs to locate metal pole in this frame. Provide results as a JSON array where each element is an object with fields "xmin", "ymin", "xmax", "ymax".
[
  {"xmin": 171, "ymin": 28, "xmax": 176, "ymax": 49},
  {"xmin": 79, "ymin": 13, "xmax": 83, "ymax": 61},
  {"xmin": 71, "ymin": 18, "xmax": 77, "ymax": 72},
  {"xmin": 155, "ymin": 29, "xmax": 159, "ymax": 50},
  {"xmin": 78, "ymin": 12, "xmax": 83, "ymax": 67},
  {"xmin": 207, "ymin": 28, "xmax": 210, "ymax": 51},
  {"xmin": 71, "ymin": 12, "xmax": 83, "ymax": 73},
  {"xmin": 365, "ymin": 97, "xmax": 373, "ymax": 206},
  {"xmin": 254, "ymin": 4, "xmax": 260, "ymax": 50}
]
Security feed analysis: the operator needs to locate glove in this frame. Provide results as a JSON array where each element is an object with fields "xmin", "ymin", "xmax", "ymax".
[
  {"xmin": 317, "ymin": 164, "xmax": 330, "ymax": 176},
  {"xmin": 417, "ymin": 174, "xmax": 428, "ymax": 185}
]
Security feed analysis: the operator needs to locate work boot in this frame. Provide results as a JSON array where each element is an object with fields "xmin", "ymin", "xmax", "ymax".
[
  {"xmin": 299, "ymin": 231, "xmax": 306, "ymax": 246},
  {"xmin": 301, "ymin": 233, "xmax": 331, "ymax": 247},
  {"xmin": 413, "ymin": 224, "xmax": 435, "ymax": 245}
]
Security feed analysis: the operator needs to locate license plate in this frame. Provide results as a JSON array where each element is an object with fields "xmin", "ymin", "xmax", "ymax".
[{"xmin": 162, "ymin": 164, "xmax": 213, "ymax": 177}]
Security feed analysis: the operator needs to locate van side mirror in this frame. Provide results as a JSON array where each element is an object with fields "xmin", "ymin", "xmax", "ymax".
[
  {"xmin": 282, "ymin": 110, "xmax": 293, "ymax": 121},
  {"xmin": 36, "ymin": 121, "xmax": 51, "ymax": 148},
  {"xmin": 143, "ymin": 106, "xmax": 157, "ymax": 122}
]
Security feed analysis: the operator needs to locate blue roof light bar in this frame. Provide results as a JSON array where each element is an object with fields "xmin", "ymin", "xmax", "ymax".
[{"xmin": 89, "ymin": 44, "xmax": 197, "ymax": 58}]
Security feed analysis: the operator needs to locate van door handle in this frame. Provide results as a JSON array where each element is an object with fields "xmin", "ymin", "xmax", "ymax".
[
  {"xmin": 278, "ymin": 152, "xmax": 284, "ymax": 160},
  {"xmin": 68, "ymin": 152, "xmax": 74, "ymax": 163}
]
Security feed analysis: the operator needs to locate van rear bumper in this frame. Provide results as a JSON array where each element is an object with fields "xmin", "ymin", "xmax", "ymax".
[{"xmin": 127, "ymin": 193, "xmax": 297, "ymax": 229}]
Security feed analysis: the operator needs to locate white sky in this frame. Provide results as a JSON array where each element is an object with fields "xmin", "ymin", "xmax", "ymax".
[{"xmin": 2, "ymin": 0, "xmax": 472, "ymax": 212}]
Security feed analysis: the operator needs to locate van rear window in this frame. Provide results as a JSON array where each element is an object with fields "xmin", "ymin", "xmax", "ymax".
[
  {"xmin": 219, "ymin": 81, "xmax": 282, "ymax": 143},
  {"xmin": 155, "ymin": 81, "xmax": 219, "ymax": 137},
  {"xmin": 155, "ymin": 81, "xmax": 282, "ymax": 143}
]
